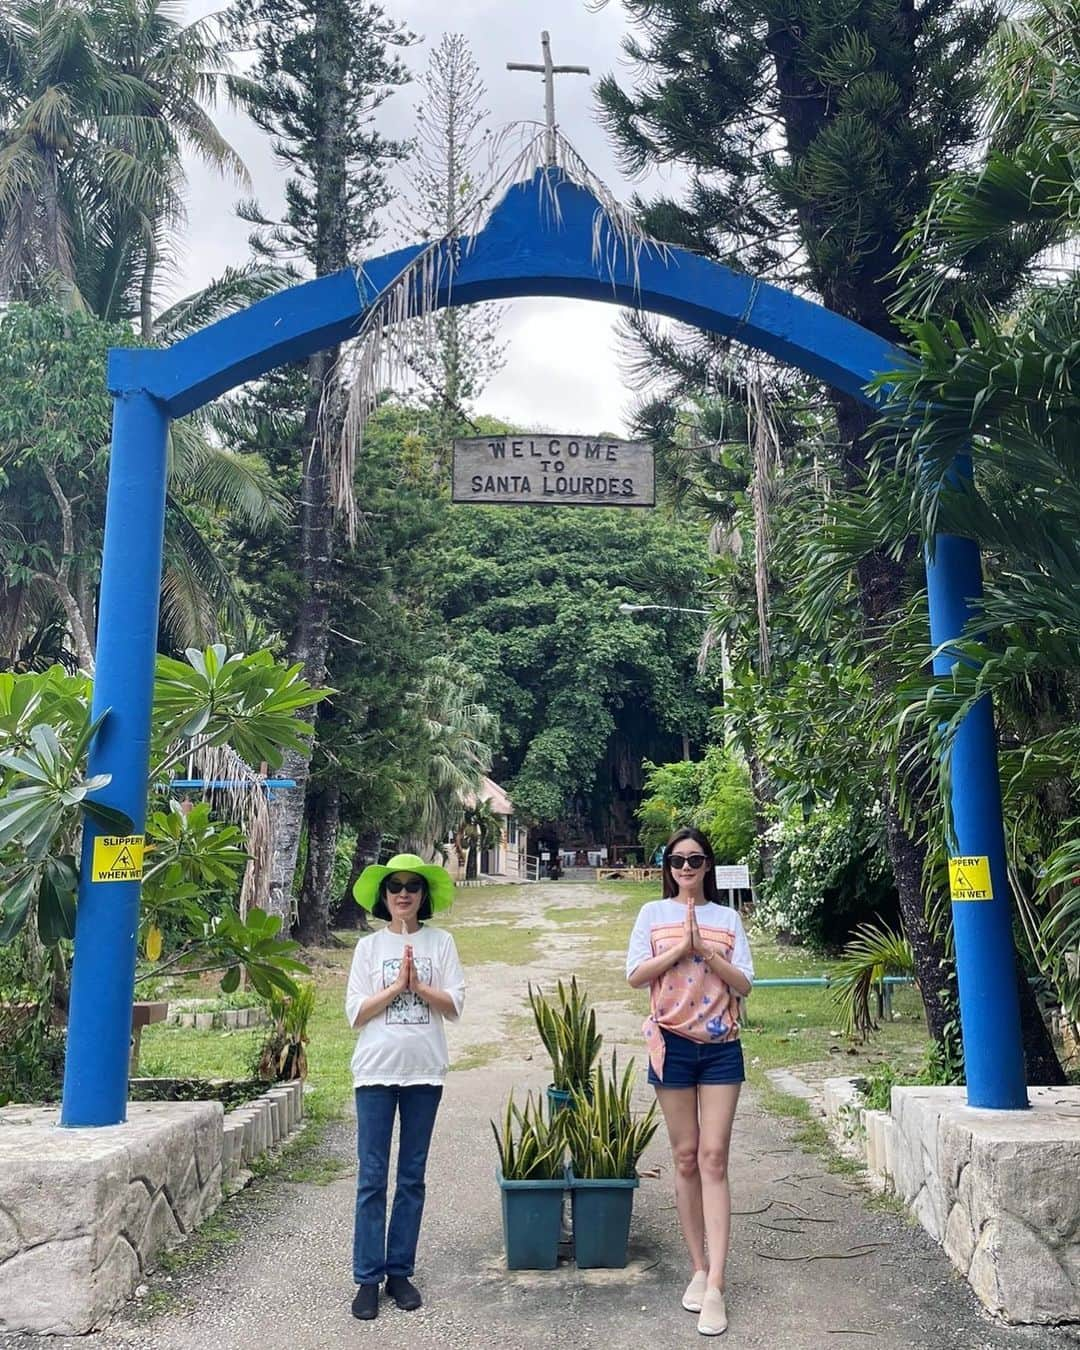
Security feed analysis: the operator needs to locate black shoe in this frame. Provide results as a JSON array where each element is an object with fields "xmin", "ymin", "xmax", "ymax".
[
  {"xmin": 351, "ymin": 1284, "xmax": 380, "ymax": 1320},
  {"xmin": 384, "ymin": 1275, "xmax": 422, "ymax": 1311}
]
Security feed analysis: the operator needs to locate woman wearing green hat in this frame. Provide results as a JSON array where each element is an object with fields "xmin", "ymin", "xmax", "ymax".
[{"xmin": 345, "ymin": 853, "xmax": 465, "ymax": 1322}]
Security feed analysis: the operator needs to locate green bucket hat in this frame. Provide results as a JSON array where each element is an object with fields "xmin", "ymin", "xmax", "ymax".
[{"xmin": 352, "ymin": 852, "xmax": 455, "ymax": 916}]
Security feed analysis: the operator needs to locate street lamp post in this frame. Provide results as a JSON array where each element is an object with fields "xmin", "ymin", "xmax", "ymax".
[
  {"xmin": 618, "ymin": 603, "xmax": 731, "ymax": 752},
  {"xmin": 617, "ymin": 603, "xmax": 710, "ymax": 615}
]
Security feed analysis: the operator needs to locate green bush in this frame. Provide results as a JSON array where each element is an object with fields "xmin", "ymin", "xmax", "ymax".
[
  {"xmin": 697, "ymin": 750, "xmax": 756, "ymax": 863},
  {"xmin": 0, "ymin": 933, "xmax": 64, "ymax": 1105},
  {"xmin": 636, "ymin": 747, "xmax": 755, "ymax": 862},
  {"xmin": 753, "ymin": 802, "xmax": 899, "ymax": 950}
]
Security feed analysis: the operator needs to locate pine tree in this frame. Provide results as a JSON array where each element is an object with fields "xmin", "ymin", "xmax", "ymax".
[
  {"xmin": 398, "ymin": 32, "xmax": 505, "ymax": 466},
  {"xmin": 229, "ymin": 0, "xmax": 411, "ymax": 926},
  {"xmin": 597, "ymin": 0, "xmax": 996, "ymax": 1055}
]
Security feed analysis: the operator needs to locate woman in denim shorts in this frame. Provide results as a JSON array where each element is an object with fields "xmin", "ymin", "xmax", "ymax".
[{"xmin": 626, "ymin": 829, "xmax": 754, "ymax": 1336}]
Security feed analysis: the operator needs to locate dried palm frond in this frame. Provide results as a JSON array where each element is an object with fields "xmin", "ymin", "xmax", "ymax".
[{"xmin": 333, "ymin": 125, "xmax": 669, "ymax": 538}]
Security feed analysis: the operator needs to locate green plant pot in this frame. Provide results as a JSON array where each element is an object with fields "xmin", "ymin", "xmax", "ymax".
[
  {"xmin": 497, "ymin": 1169, "xmax": 565, "ymax": 1269},
  {"xmin": 546, "ymin": 1084, "xmax": 594, "ymax": 1114},
  {"xmin": 546, "ymin": 1085, "xmax": 570, "ymax": 1114},
  {"xmin": 567, "ymin": 1168, "xmax": 639, "ymax": 1268}
]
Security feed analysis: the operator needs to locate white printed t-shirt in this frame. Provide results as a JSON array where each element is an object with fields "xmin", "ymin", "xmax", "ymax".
[{"xmin": 345, "ymin": 925, "xmax": 465, "ymax": 1087}]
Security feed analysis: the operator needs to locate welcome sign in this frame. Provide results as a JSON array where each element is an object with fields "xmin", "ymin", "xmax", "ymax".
[{"xmin": 452, "ymin": 435, "xmax": 655, "ymax": 508}]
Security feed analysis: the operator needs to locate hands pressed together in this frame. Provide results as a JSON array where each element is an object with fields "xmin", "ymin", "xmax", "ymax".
[
  {"xmin": 680, "ymin": 898, "xmax": 714, "ymax": 960},
  {"xmin": 392, "ymin": 945, "xmax": 430, "ymax": 1000}
]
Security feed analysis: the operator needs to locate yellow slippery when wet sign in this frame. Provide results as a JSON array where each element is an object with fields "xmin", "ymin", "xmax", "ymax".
[
  {"xmin": 92, "ymin": 835, "xmax": 145, "ymax": 883},
  {"xmin": 948, "ymin": 855, "xmax": 993, "ymax": 902}
]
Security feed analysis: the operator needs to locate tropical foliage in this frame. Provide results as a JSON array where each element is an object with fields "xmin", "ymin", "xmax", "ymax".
[
  {"xmin": 527, "ymin": 977, "xmax": 602, "ymax": 1095},
  {"xmin": 6, "ymin": 0, "xmax": 1080, "ymax": 1094},
  {"xmin": 0, "ymin": 648, "xmax": 324, "ymax": 997},
  {"xmin": 564, "ymin": 1054, "xmax": 660, "ymax": 1180},
  {"xmin": 491, "ymin": 1089, "xmax": 566, "ymax": 1182},
  {"xmin": 829, "ymin": 922, "xmax": 915, "ymax": 1042},
  {"xmin": 636, "ymin": 748, "xmax": 755, "ymax": 861}
]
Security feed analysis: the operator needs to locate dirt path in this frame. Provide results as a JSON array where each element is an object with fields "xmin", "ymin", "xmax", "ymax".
[{"xmin": 3, "ymin": 884, "xmax": 1074, "ymax": 1348}]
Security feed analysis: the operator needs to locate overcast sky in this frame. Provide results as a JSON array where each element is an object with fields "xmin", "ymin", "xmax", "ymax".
[{"xmin": 176, "ymin": 0, "xmax": 684, "ymax": 435}]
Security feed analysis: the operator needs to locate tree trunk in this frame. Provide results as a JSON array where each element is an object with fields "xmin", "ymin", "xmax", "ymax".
[
  {"xmin": 746, "ymin": 749, "xmax": 777, "ymax": 881},
  {"xmin": 1015, "ymin": 951, "xmax": 1067, "ymax": 1085},
  {"xmin": 339, "ymin": 830, "xmax": 375, "ymax": 932},
  {"xmin": 882, "ymin": 793, "xmax": 956, "ymax": 1045},
  {"xmin": 266, "ymin": 0, "xmax": 352, "ymax": 924},
  {"xmin": 296, "ymin": 780, "xmax": 340, "ymax": 946},
  {"xmin": 140, "ymin": 233, "xmax": 158, "ymax": 342},
  {"xmin": 41, "ymin": 144, "xmax": 76, "ymax": 291},
  {"xmin": 832, "ymin": 392, "xmax": 958, "ymax": 1046},
  {"xmin": 267, "ymin": 348, "xmax": 339, "ymax": 922},
  {"xmin": 39, "ymin": 463, "xmax": 95, "ymax": 671}
]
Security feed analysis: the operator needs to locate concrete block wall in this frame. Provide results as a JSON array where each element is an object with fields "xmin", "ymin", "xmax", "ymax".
[
  {"xmin": 0, "ymin": 1080, "xmax": 306, "ymax": 1335},
  {"xmin": 822, "ymin": 1077, "xmax": 1080, "ymax": 1325},
  {"xmin": 221, "ymin": 1080, "xmax": 305, "ymax": 1185},
  {"xmin": 0, "ymin": 1101, "xmax": 221, "ymax": 1335}
]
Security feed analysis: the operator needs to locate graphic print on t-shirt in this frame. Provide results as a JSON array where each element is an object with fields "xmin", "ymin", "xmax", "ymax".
[{"xmin": 383, "ymin": 956, "xmax": 433, "ymax": 1025}]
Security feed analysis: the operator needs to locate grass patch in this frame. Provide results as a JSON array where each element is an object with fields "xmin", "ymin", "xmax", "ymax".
[
  {"xmin": 139, "ymin": 1026, "xmax": 262, "ymax": 1082},
  {"xmin": 756, "ymin": 1085, "xmax": 861, "ymax": 1177},
  {"xmin": 137, "ymin": 1289, "xmax": 180, "ymax": 1318},
  {"xmin": 157, "ymin": 1204, "xmax": 243, "ymax": 1275},
  {"xmin": 250, "ymin": 1117, "xmax": 351, "ymax": 1184},
  {"xmin": 451, "ymin": 1042, "xmax": 503, "ymax": 1072},
  {"xmin": 449, "ymin": 922, "xmax": 541, "ymax": 967}
]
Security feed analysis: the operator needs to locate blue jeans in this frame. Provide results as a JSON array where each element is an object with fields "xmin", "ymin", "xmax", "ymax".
[{"xmin": 353, "ymin": 1084, "xmax": 443, "ymax": 1285}]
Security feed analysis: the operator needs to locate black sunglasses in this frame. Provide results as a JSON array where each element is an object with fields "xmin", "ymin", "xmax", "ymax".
[
  {"xmin": 385, "ymin": 879, "xmax": 423, "ymax": 895},
  {"xmin": 668, "ymin": 852, "xmax": 708, "ymax": 870}
]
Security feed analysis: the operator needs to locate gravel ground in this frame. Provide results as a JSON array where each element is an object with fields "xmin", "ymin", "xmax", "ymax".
[
  {"xmin": 4, "ymin": 1065, "xmax": 1076, "ymax": 1350},
  {"xmin": 5, "ymin": 886, "xmax": 1077, "ymax": 1349}
]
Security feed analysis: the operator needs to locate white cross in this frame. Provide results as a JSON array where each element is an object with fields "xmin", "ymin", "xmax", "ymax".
[{"xmin": 507, "ymin": 31, "xmax": 590, "ymax": 167}]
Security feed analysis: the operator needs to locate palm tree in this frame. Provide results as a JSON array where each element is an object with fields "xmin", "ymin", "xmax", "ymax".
[
  {"xmin": 398, "ymin": 655, "xmax": 498, "ymax": 857},
  {"xmin": 0, "ymin": 0, "xmax": 248, "ymax": 329},
  {"xmin": 86, "ymin": 0, "xmax": 249, "ymax": 337},
  {"xmin": 0, "ymin": 0, "xmax": 104, "ymax": 297},
  {"xmin": 0, "ymin": 0, "xmax": 292, "ymax": 662},
  {"xmin": 456, "ymin": 798, "xmax": 500, "ymax": 881}
]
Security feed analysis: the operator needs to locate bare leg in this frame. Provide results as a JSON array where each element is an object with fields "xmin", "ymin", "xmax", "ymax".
[
  {"xmin": 655, "ymin": 1086, "xmax": 705, "ymax": 1275},
  {"xmin": 698, "ymin": 1082, "xmax": 741, "ymax": 1291}
]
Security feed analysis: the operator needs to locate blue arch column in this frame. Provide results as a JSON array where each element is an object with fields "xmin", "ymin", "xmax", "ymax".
[
  {"xmin": 62, "ymin": 379, "xmax": 171, "ymax": 1126},
  {"xmin": 60, "ymin": 169, "xmax": 1027, "ymax": 1124},
  {"xmin": 927, "ymin": 528, "xmax": 1027, "ymax": 1108}
]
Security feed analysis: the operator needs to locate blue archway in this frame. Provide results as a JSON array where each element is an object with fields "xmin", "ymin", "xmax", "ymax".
[{"xmin": 63, "ymin": 169, "xmax": 1026, "ymax": 1125}]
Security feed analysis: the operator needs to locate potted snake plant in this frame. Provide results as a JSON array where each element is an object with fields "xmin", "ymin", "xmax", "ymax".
[
  {"xmin": 527, "ymin": 977, "xmax": 602, "ymax": 1114},
  {"xmin": 492, "ymin": 1089, "xmax": 567, "ymax": 1269},
  {"xmin": 563, "ymin": 1054, "xmax": 660, "ymax": 1268}
]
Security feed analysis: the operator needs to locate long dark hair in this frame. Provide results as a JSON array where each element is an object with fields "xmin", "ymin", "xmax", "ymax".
[
  {"xmin": 661, "ymin": 828, "xmax": 720, "ymax": 903},
  {"xmin": 373, "ymin": 875, "xmax": 433, "ymax": 922}
]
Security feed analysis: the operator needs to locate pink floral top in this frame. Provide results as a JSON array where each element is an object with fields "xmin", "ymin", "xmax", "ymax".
[{"xmin": 626, "ymin": 899, "xmax": 755, "ymax": 1081}]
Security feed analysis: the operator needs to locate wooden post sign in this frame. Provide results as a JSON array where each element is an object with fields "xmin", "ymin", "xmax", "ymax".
[{"xmin": 452, "ymin": 435, "xmax": 655, "ymax": 508}]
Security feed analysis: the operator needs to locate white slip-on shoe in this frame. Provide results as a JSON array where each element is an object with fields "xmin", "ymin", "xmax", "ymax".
[
  {"xmin": 682, "ymin": 1270, "xmax": 708, "ymax": 1312},
  {"xmin": 698, "ymin": 1287, "xmax": 727, "ymax": 1336}
]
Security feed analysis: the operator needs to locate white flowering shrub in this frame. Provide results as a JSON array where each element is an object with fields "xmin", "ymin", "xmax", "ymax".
[{"xmin": 753, "ymin": 802, "xmax": 897, "ymax": 950}]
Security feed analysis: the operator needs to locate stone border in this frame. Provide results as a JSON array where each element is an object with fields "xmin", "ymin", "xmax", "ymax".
[
  {"xmin": 0, "ymin": 1081, "xmax": 305, "ymax": 1336},
  {"xmin": 221, "ymin": 1080, "xmax": 305, "ymax": 1190},
  {"xmin": 166, "ymin": 1006, "xmax": 268, "ymax": 1030},
  {"xmin": 819, "ymin": 1076, "xmax": 1080, "ymax": 1325}
]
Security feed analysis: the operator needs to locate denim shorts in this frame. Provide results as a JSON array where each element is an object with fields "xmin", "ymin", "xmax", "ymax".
[{"xmin": 647, "ymin": 1028, "xmax": 745, "ymax": 1087}]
